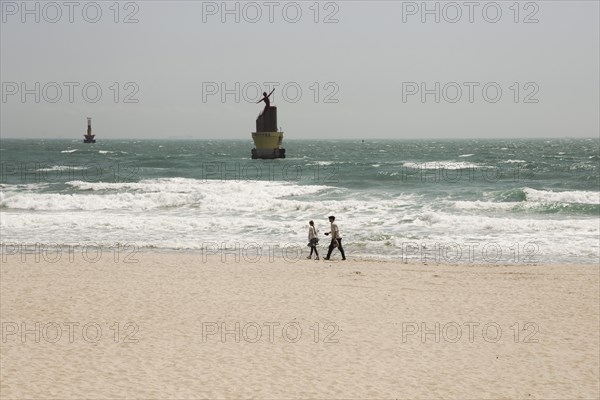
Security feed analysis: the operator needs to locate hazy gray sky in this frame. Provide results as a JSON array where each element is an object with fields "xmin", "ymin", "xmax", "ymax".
[{"xmin": 1, "ymin": 1, "xmax": 598, "ymax": 139}]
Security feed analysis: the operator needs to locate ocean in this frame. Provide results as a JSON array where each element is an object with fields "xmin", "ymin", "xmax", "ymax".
[{"xmin": 1, "ymin": 138, "xmax": 598, "ymax": 264}]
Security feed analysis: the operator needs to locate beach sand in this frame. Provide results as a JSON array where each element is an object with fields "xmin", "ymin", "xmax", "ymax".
[{"xmin": 1, "ymin": 251, "xmax": 598, "ymax": 399}]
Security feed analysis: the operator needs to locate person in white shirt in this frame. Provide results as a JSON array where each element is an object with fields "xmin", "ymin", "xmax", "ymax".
[
  {"xmin": 307, "ymin": 220, "xmax": 319, "ymax": 260},
  {"xmin": 324, "ymin": 215, "xmax": 346, "ymax": 261}
]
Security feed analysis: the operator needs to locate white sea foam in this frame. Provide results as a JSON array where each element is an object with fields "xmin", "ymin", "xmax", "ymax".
[
  {"xmin": 0, "ymin": 191, "xmax": 203, "ymax": 211},
  {"xmin": 452, "ymin": 200, "xmax": 518, "ymax": 211},
  {"xmin": 3, "ymin": 179, "xmax": 332, "ymax": 212},
  {"xmin": 402, "ymin": 161, "xmax": 487, "ymax": 170},
  {"xmin": 523, "ymin": 188, "xmax": 599, "ymax": 205},
  {"xmin": 2, "ymin": 177, "xmax": 598, "ymax": 264},
  {"xmin": 1, "ymin": 183, "xmax": 50, "ymax": 191},
  {"xmin": 458, "ymin": 154, "xmax": 474, "ymax": 158},
  {"xmin": 452, "ymin": 188, "xmax": 600, "ymax": 209},
  {"xmin": 309, "ymin": 161, "xmax": 335, "ymax": 166},
  {"xmin": 2, "ymin": 197, "xmax": 597, "ymax": 264},
  {"xmin": 61, "ymin": 149, "xmax": 77, "ymax": 153},
  {"xmin": 502, "ymin": 159, "xmax": 527, "ymax": 164},
  {"xmin": 37, "ymin": 165, "xmax": 87, "ymax": 172}
]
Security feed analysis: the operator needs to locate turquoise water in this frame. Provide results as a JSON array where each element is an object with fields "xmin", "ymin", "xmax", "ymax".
[{"xmin": 1, "ymin": 138, "xmax": 598, "ymax": 264}]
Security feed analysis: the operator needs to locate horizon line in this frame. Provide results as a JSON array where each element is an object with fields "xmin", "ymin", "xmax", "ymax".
[{"xmin": 2, "ymin": 136, "xmax": 599, "ymax": 141}]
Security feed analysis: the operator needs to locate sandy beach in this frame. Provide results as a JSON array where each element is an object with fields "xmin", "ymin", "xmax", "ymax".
[
  {"xmin": 1, "ymin": 251, "xmax": 598, "ymax": 399},
  {"xmin": 2, "ymin": 0, "xmax": 599, "ymax": 398}
]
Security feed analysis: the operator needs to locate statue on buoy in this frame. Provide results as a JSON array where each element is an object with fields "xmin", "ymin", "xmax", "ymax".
[
  {"xmin": 251, "ymin": 89, "xmax": 285, "ymax": 159},
  {"xmin": 83, "ymin": 117, "xmax": 96, "ymax": 143},
  {"xmin": 257, "ymin": 89, "xmax": 275, "ymax": 111}
]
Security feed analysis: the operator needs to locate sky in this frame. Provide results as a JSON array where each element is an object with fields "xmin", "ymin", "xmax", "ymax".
[{"xmin": 1, "ymin": 0, "xmax": 599, "ymax": 139}]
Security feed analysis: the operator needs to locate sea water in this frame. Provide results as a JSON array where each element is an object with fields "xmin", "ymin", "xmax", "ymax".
[{"xmin": 1, "ymin": 138, "xmax": 598, "ymax": 264}]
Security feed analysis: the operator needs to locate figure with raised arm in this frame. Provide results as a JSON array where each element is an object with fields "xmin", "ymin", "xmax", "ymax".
[{"xmin": 257, "ymin": 88, "xmax": 275, "ymax": 112}]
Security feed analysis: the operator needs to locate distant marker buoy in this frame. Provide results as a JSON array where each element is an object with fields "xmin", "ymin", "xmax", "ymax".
[{"xmin": 83, "ymin": 117, "xmax": 96, "ymax": 143}]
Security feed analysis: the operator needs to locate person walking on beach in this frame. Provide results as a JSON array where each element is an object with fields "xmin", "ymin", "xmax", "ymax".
[
  {"xmin": 324, "ymin": 216, "xmax": 346, "ymax": 261},
  {"xmin": 307, "ymin": 220, "xmax": 320, "ymax": 260}
]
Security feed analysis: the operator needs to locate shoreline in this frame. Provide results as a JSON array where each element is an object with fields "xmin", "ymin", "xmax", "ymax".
[
  {"xmin": 2, "ymin": 243, "xmax": 597, "ymax": 267},
  {"xmin": 1, "ymin": 251, "xmax": 599, "ymax": 398}
]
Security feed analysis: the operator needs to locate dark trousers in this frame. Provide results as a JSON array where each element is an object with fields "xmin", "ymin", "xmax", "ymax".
[
  {"xmin": 326, "ymin": 238, "xmax": 346, "ymax": 259},
  {"xmin": 309, "ymin": 245, "xmax": 319, "ymax": 257}
]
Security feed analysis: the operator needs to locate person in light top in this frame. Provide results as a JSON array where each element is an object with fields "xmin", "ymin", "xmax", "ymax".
[
  {"xmin": 307, "ymin": 220, "xmax": 319, "ymax": 260},
  {"xmin": 324, "ymin": 215, "xmax": 346, "ymax": 261}
]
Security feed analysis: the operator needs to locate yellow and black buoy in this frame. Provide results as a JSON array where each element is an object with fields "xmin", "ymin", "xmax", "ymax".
[{"xmin": 251, "ymin": 90, "xmax": 285, "ymax": 159}]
